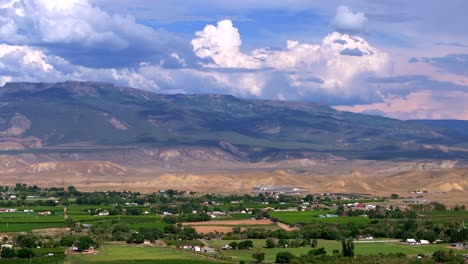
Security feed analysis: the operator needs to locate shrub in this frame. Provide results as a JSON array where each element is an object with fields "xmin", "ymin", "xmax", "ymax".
[{"xmin": 276, "ymin": 252, "xmax": 294, "ymax": 263}]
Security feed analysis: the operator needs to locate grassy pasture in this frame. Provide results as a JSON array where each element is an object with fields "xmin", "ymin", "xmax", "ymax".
[
  {"xmin": 207, "ymin": 239, "xmax": 468, "ymax": 262},
  {"xmin": 69, "ymin": 244, "xmax": 219, "ymax": 264},
  {"xmin": 270, "ymin": 211, "xmax": 371, "ymax": 225}
]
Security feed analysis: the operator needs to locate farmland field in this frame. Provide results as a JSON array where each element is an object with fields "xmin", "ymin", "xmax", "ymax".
[
  {"xmin": 206, "ymin": 239, "xmax": 468, "ymax": 262},
  {"xmin": 69, "ymin": 244, "xmax": 220, "ymax": 264},
  {"xmin": 183, "ymin": 219, "xmax": 279, "ymax": 234},
  {"xmin": 0, "ymin": 205, "xmax": 165, "ymax": 232},
  {"xmin": 419, "ymin": 210, "xmax": 468, "ymax": 223},
  {"xmin": 270, "ymin": 211, "xmax": 371, "ymax": 225}
]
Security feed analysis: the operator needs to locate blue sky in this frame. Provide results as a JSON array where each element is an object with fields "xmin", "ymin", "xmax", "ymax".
[{"xmin": 0, "ymin": 0, "xmax": 467, "ymax": 120}]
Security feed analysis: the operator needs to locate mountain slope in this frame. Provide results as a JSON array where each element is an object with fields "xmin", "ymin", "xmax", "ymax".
[
  {"xmin": 410, "ymin": 120, "xmax": 468, "ymax": 135},
  {"xmin": 0, "ymin": 81, "xmax": 467, "ymax": 162}
]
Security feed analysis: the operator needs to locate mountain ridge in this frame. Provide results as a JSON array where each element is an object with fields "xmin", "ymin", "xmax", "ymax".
[{"xmin": 0, "ymin": 81, "xmax": 467, "ymax": 163}]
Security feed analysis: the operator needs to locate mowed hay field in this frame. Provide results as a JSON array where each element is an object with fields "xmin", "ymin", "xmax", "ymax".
[
  {"xmin": 206, "ymin": 239, "xmax": 468, "ymax": 262},
  {"xmin": 69, "ymin": 244, "xmax": 219, "ymax": 264}
]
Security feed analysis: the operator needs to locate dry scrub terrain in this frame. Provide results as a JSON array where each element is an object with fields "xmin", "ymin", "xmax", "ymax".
[{"xmin": 0, "ymin": 156, "xmax": 466, "ymax": 206}]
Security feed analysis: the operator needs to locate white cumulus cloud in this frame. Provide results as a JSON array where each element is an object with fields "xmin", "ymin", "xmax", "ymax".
[
  {"xmin": 0, "ymin": 0, "xmax": 188, "ymax": 68},
  {"xmin": 191, "ymin": 20, "xmax": 389, "ymax": 98},
  {"xmin": 331, "ymin": 5, "xmax": 368, "ymax": 33},
  {"xmin": 191, "ymin": 20, "xmax": 259, "ymax": 68}
]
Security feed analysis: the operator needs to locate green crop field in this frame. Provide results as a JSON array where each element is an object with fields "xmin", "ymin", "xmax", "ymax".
[
  {"xmin": 0, "ymin": 222, "xmax": 66, "ymax": 232},
  {"xmin": 206, "ymin": 239, "xmax": 468, "ymax": 262},
  {"xmin": 419, "ymin": 211, "xmax": 468, "ymax": 223},
  {"xmin": 214, "ymin": 213, "xmax": 253, "ymax": 221},
  {"xmin": 0, "ymin": 255, "xmax": 65, "ymax": 264},
  {"xmin": 0, "ymin": 205, "xmax": 165, "ymax": 232},
  {"xmin": 69, "ymin": 244, "xmax": 220, "ymax": 264},
  {"xmin": 270, "ymin": 211, "xmax": 371, "ymax": 225}
]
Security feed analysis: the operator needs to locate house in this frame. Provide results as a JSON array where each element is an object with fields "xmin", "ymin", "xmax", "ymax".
[
  {"xmin": 319, "ymin": 214, "xmax": 339, "ymax": 218},
  {"xmin": 83, "ymin": 246, "xmax": 97, "ymax": 254},
  {"xmin": 37, "ymin": 211, "xmax": 51, "ymax": 216},
  {"xmin": 98, "ymin": 210, "xmax": 109, "ymax": 216},
  {"xmin": 221, "ymin": 245, "xmax": 232, "ymax": 250},
  {"xmin": 202, "ymin": 246, "xmax": 216, "ymax": 253},
  {"xmin": 451, "ymin": 243, "xmax": 468, "ymax": 249},
  {"xmin": 406, "ymin": 239, "xmax": 418, "ymax": 245},
  {"xmin": 419, "ymin": 240, "xmax": 430, "ymax": 245},
  {"xmin": 193, "ymin": 246, "xmax": 201, "ymax": 252}
]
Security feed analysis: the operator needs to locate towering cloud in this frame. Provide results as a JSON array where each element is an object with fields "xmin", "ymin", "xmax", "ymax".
[
  {"xmin": 191, "ymin": 20, "xmax": 389, "ymax": 98},
  {"xmin": 191, "ymin": 20, "xmax": 259, "ymax": 68}
]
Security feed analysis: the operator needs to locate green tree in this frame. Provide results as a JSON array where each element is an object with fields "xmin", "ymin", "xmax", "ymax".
[
  {"xmin": 276, "ymin": 252, "xmax": 294, "ymax": 263},
  {"xmin": 66, "ymin": 217, "xmax": 74, "ymax": 228},
  {"xmin": 233, "ymin": 226, "xmax": 241, "ymax": 234},
  {"xmin": 341, "ymin": 238, "xmax": 354, "ymax": 257},
  {"xmin": 308, "ymin": 247, "xmax": 327, "ymax": 256},
  {"xmin": 229, "ymin": 241, "xmax": 238, "ymax": 249},
  {"xmin": 16, "ymin": 248, "xmax": 35, "ymax": 258},
  {"xmin": 16, "ymin": 234, "xmax": 39, "ymax": 248},
  {"xmin": 162, "ymin": 215, "xmax": 179, "ymax": 224},
  {"xmin": 238, "ymin": 240, "xmax": 253, "ymax": 249},
  {"xmin": 265, "ymin": 238, "xmax": 276, "ymax": 248},
  {"xmin": 252, "ymin": 251, "xmax": 265, "ymax": 263},
  {"xmin": 181, "ymin": 226, "xmax": 198, "ymax": 240},
  {"xmin": 432, "ymin": 250, "xmax": 463, "ymax": 263},
  {"xmin": 0, "ymin": 247, "xmax": 15, "ymax": 258},
  {"xmin": 311, "ymin": 239, "xmax": 318, "ymax": 248},
  {"xmin": 127, "ymin": 233, "xmax": 144, "ymax": 244},
  {"xmin": 335, "ymin": 205, "xmax": 345, "ymax": 215},
  {"xmin": 78, "ymin": 236, "xmax": 95, "ymax": 251},
  {"xmin": 278, "ymin": 238, "xmax": 288, "ymax": 248}
]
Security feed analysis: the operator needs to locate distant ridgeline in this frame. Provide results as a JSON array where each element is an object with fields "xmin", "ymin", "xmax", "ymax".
[{"xmin": 0, "ymin": 81, "xmax": 467, "ymax": 162}]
